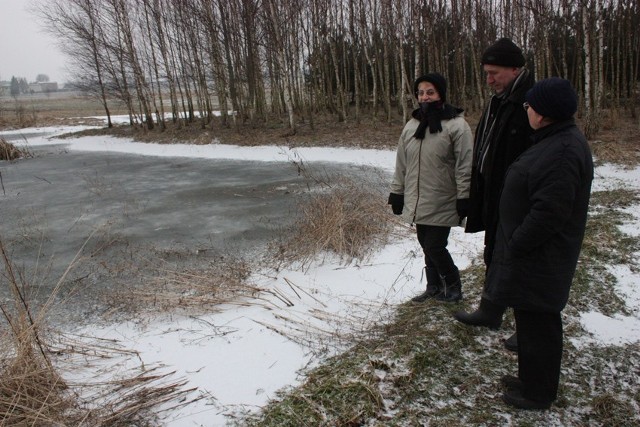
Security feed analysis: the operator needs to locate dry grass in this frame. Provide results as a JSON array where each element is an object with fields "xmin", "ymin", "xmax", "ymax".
[
  {"xmin": 586, "ymin": 110, "xmax": 640, "ymax": 167},
  {"xmin": 590, "ymin": 139, "xmax": 640, "ymax": 167},
  {"xmin": 0, "ymin": 92, "xmax": 128, "ymax": 129},
  {"xmin": 65, "ymin": 114, "xmax": 405, "ymax": 150},
  {"xmin": 102, "ymin": 253, "xmax": 262, "ymax": 317},
  {"xmin": 269, "ymin": 168, "xmax": 392, "ymax": 269},
  {"xmin": 0, "ymin": 236, "xmax": 197, "ymax": 426},
  {"xmin": 0, "ymin": 236, "xmax": 72, "ymax": 425},
  {"xmin": 0, "ymin": 137, "xmax": 31, "ymax": 161},
  {"xmin": 0, "ymin": 322, "xmax": 71, "ymax": 425}
]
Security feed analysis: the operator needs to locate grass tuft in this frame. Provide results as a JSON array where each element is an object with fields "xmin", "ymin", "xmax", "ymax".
[
  {"xmin": 269, "ymin": 169, "xmax": 392, "ymax": 269},
  {"xmin": 0, "ymin": 137, "xmax": 32, "ymax": 161},
  {"xmin": 0, "ymin": 326, "xmax": 71, "ymax": 425},
  {"xmin": 591, "ymin": 393, "xmax": 638, "ymax": 426}
]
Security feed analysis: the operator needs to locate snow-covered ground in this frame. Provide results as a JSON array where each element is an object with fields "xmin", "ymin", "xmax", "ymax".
[
  {"xmin": 573, "ymin": 164, "xmax": 640, "ymax": 347},
  {"xmin": 3, "ymin": 120, "xmax": 639, "ymax": 426}
]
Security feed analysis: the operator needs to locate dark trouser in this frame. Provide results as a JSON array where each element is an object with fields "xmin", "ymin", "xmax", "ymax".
[
  {"xmin": 415, "ymin": 224, "xmax": 456, "ymax": 276},
  {"xmin": 480, "ymin": 222, "xmax": 507, "ymax": 316},
  {"xmin": 514, "ymin": 309, "xmax": 563, "ymax": 404},
  {"xmin": 483, "ymin": 220, "xmax": 498, "ymax": 268}
]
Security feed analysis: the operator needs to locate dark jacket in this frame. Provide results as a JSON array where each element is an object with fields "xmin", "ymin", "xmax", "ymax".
[
  {"xmin": 466, "ymin": 69, "xmax": 535, "ymax": 250},
  {"xmin": 485, "ymin": 119, "xmax": 594, "ymax": 313}
]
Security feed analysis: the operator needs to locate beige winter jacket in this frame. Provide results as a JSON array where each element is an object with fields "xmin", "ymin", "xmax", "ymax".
[{"xmin": 390, "ymin": 114, "xmax": 473, "ymax": 226}]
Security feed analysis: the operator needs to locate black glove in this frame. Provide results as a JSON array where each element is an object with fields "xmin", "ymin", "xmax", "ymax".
[
  {"xmin": 456, "ymin": 198, "xmax": 470, "ymax": 225},
  {"xmin": 388, "ymin": 193, "xmax": 404, "ymax": 215}
]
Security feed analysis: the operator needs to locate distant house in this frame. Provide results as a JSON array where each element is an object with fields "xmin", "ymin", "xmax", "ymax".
[
  {"xmin": 28, "ymin": 82, "xmax": 59, "ymax": 93},
  {"xmin": 0, "ymin": 81, "xmax": 10, "ymax": 96}
]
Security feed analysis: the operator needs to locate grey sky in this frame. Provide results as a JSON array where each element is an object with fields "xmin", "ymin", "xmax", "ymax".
[{"xmin": 0, "ymin": 0, "xmax": 69, "ymax": 83}]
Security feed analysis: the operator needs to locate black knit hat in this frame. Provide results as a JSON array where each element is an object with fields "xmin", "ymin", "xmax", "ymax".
[
  {"xmin": 413, "ymin": 73, "xmax": 447, "ymax": 102},
  {"xmin": 481, "ymin": 38, "xmax": 525, "ymax": 67},
  {"xmin": 525, "ymin": 77, "xmax": 578, "ymax": 121}
]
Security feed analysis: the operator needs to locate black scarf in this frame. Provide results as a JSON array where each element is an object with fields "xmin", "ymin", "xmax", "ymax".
[{"xmin": 412, "ymin": 101, "xmax": 461, "ymax": 140}]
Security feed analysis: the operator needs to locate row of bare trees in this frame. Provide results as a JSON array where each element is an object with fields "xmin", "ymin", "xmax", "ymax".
[{"xmin": 39, "ymin": 0, "xmax": 639, "ymax": 136}]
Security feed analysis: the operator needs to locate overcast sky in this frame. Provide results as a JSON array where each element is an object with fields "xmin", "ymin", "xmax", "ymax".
[{"xmin": 0, "ymin": 0, "xmax": 69, "ymax": 83}]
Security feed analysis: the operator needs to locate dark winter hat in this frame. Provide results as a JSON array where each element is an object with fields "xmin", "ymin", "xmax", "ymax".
[
  {"xmin": 525, "ymin": 77, "xmax": 578, "ymax": 121},
  {"xmin": 481, "ymin": 38, "xmax": 525, "ymax": 67},
  {"xmin": 413, "ymin": 73, "xmax": 447, "ymax": 102}
]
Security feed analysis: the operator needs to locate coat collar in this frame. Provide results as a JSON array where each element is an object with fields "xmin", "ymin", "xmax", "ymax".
[
  {"xmin": 504, "ymin": 68, "xmax": 533, "ymax": 104},
  {"xmin": 532, "ymin": 118, "xmax": 576, "ymax": 144}
]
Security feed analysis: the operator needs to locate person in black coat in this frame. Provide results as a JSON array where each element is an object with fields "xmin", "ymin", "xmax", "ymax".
[
  {"xmin": 485, "ymin": 77, "xmax": 594, "ymax": 409},
  {"xmin": 454, "ymin": 38, "xmax": 535, "ymax": 352}
]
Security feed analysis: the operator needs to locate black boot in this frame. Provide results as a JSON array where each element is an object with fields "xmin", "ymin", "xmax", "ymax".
[
  {"xmin": 435, "ymin": 269, "xmax": 462, "ymax": 302},
  {"xmin": 453, "ymin": 297, "xmax": 504, "ymax": 329},
  {"xmin": 411, "ymin": 267, "xmax": 442, "ymax": 302},
  {"xmin": 503, "ymin": 333, "xmax": 518, "ymax": 352}
]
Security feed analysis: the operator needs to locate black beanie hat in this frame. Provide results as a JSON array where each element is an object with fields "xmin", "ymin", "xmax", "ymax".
[
  {"xmin": 525, "ymin": 77, "xmax": 578, "ymax": 121},
  {"xmin": 413, "ymin": 73, "xmax": 447, "ymax": 102},
  {"xmin": 481, "ymin": 38, "xmax": 525, "ymax": 67}
]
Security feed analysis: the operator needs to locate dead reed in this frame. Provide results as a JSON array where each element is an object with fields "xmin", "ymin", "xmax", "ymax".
[
  {"xmin": 99, "ymin": 251, "xmax": 264, "ymax": 318},
  {"xmin": 0, "ymin": 137, "xmax": 31, "ymax": 161},
  {"xmin": 0, "ymin": 235, "xmax": 69, "ymax": 425},
  {"xmin": 270, "ymin": 171, "xmax": 392, "ymax": 268},
  {"xmin": 0, "ymin": 236, "xmax": 197, "ymax": 426},
  {"xmin": 0, "ymin": 323, "xmax": 71, "ymax": 426}
]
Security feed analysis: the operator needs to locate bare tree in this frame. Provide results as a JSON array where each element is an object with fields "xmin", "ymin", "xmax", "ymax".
[
  {"xmin": 37, "ymin": 0, "xmax": 640, "ymax": 136},
  {"xmin": 265, "ymin": 0, "xmax": 297, "ymax": 132}
]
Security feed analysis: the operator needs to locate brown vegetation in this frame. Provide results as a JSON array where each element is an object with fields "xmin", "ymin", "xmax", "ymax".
[
  {"xmin": 0, "ymin": 137, "xmax": 31, "ymax": 161},
  {"xmin": 269, "ymin": 168, "xmax": 393, "ymax": 269},
  {"xmin": 66, "ymin": 114, "xmax": 406, "ymax": 150},
  {"xmin": 0, "ymin": 236, "xmax": 197, "ymax": 425},
  {"xmin": 101, "ymin": 252, "xmax": 259, "ymax": 316},
  {"xmin": 590, "ymin": 112, "xmax": 640, "ymax": 167}
]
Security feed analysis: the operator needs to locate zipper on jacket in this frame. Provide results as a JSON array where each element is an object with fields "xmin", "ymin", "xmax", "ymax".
[{"xmin": 412, "ymin": 138, "xmax": 423, "ymax": 225}]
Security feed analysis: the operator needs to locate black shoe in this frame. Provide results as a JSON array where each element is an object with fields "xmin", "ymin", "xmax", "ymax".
[
  {"xmin": 435, "ymin": 269, "xmax": 462, "ymax": 302},
  {"xmin": 504, "ymin": 333, "xmax": 518, "ymax": 352},
  {"xmin": 502, "ymin": 388, "xmax": 551, "ymax": 410},
  {"xmin": 411, "ymin": 267, "xmax": 442, "ymax": 303},
  {"xmin": 436, "ymin": 289, "xmax": 462, "ymax": 303},
  {"xmin": 500, "ymin": 375, "xmax": 523, "ymax": 391},
  {"xmin": 410, "ymin": 288, "xmax": 440, "ymax": 303},
  {"xmin": 453, "ymin": 309, "xmax": 501, "ymax": 329}
]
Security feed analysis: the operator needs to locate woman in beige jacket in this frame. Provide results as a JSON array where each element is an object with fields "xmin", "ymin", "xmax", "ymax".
[{"xmin": 388, "ymin": 73, "xmax": 473, "ymax": 302}]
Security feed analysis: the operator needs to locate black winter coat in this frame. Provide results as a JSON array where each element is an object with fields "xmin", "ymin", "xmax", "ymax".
[
  {"xmin": 466, "ymin": 70, "xmax": 535, "ymax": 249},
  {"xmin": 485, "ymin": 119, "xmax": 594, "ymax": 313}
]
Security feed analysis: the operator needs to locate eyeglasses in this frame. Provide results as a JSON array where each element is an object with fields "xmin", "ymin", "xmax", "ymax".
[
  {"xmin": 523, "ymin": 102, "xmax": 530, "ymax": 111},
  {"xmin": 416, "ymin": 89, "xmax": 438, "ymax": 97}
]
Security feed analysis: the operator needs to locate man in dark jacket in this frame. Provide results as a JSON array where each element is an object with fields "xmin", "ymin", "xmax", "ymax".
[
  {"xmin": 486, "ymin": 77, "xmax": 593, "ymax": 409},
  {"xmin": 454, "ymin": 38, "xmax": 534, "ymax": 351}
]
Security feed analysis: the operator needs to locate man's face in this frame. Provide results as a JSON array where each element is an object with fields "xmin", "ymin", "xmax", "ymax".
[{"xmin": 483, "ymin": 64, "xmax": 520, "ymax": 95}]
